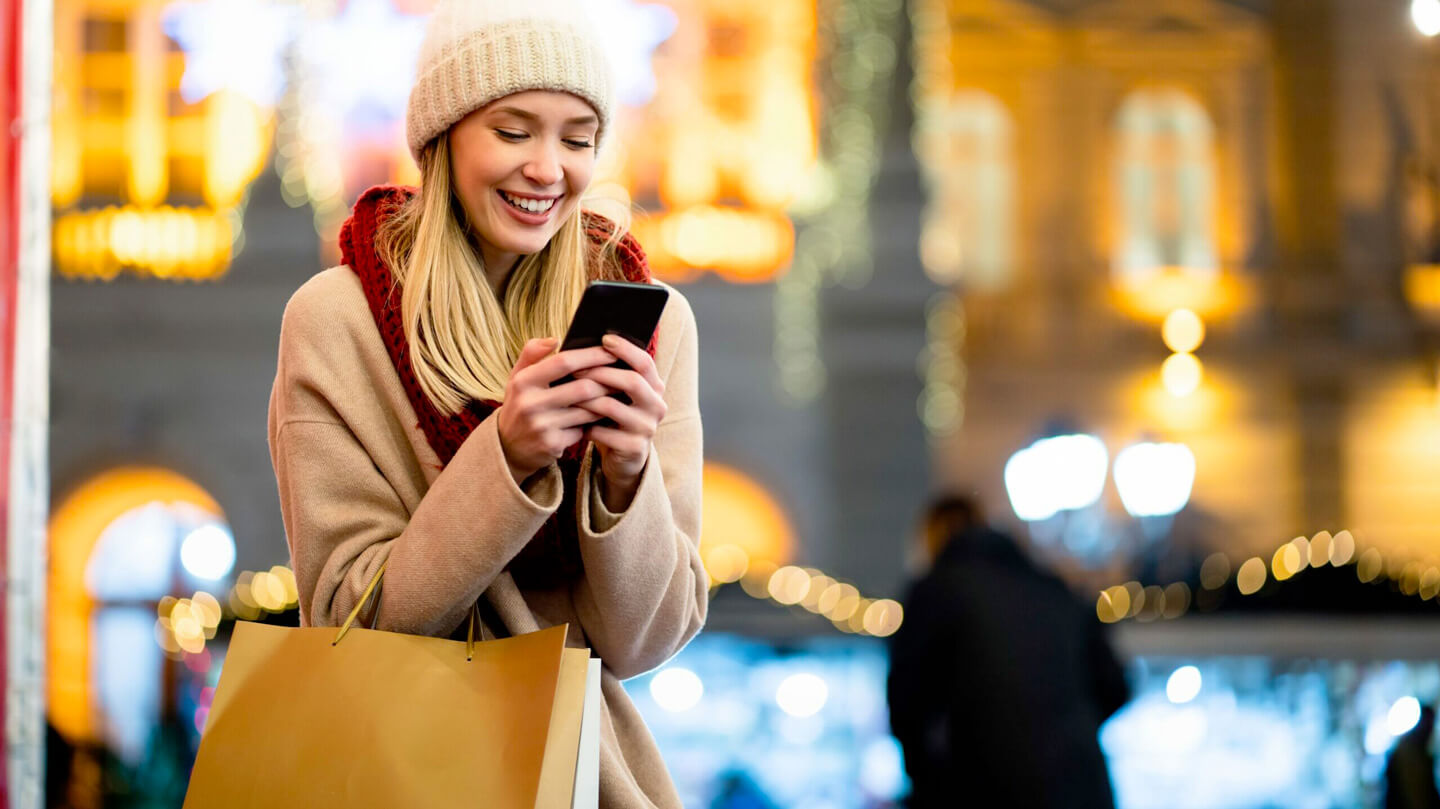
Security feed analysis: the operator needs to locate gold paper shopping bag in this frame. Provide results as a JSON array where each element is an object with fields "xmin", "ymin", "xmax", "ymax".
[{"xmin": 182, "ymin": 565, "xmax": 583, "ymax": 809}]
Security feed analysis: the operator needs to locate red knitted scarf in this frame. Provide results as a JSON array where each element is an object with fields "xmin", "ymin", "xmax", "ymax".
[{"xmin": 338, "ymin": 184, "xmax": 656, "ymax": 589}]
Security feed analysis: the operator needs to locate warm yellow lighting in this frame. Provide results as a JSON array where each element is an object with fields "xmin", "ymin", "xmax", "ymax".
[
  {"xmin": 767, "ymin": 566, "xmax": 810, "ymax": 605},
  {"xmin": 1162, "ymin": 353, "xmax": 1204, "ymax": 397},
  {"xmin": 1272, "ymin": 543, "xmax": 1302, "ymax": 581},
  {"xmin": 1123, "ymin": 581, "xmax": 1145, "ymax": 618},
  {"xmin": 1309, "ymin": 531, "xmax": 1333, "ymax": 567},
  {"xmin": 48, "ymin": 468, "xmax": 224, "ymax": 743},
  {"xmin": 1289, "ymin": 537, "xmax": 1311, "ymax": 574},
  {"xmin": 1162, "ymin": 309, "xmax": 1206, "ymax": 353},
  {"xmin": 204, "ymin": 91, "xmax": 272, "ymax": 209},
  {"xmin": 1137, "ymin": 585, "xmax": 1165, "ymax": 622},
  {"xmin": 801, "ymin": 575, "xmax": 836, "ymax": 613},
  {"xmin": 703, "ymin": 543, "xmax": 750, "ymax": 584},
  {"xmin": 1200, "ymin": 553, "xmax": 1231, "ymax": 590},
  {"xmin": 1357, "ymin": 549, "xmax": 1383, "ymax": 583},
  {"xmin": 191, "ymin": 592, "xmax": 223, "ymax": 630},
  {"xmin": 1097, "ymin": 591, "xmax": 1119, "ymax": 624},
  {"xmin": 1162, "ymin": 583, "xmax": 1191, "ymax": 619},
  {"xmin": 1400, "ymin": 563, "xmax": 1421, "ymax": 596},
  {"xmin": 862, "ymin": 599, "xmax": 904, "ymax": 637},
  {"xmin": 270, "ymin": 566, "xmax": 301, "ymax": 608},
  {"xmin": 1331, "ymin": 530, "xmax": 1357, "ymax": 566},
  {"xmin": 1112, "ymin": 269, "xmax": 1250, "ymax": 321},
  {"xmin": 740, "ymin": 561, "xmax": 777, "ymax": 599},
  {"xmin": 846, "ymin": 599, "xmax": 872, "ymax": 633},
  {"xmin": 53, "ymin": 206, "xmax": 234, "ymax": 281},
  {"xmin": 1405, "ymin": 264, "xmax": 1440, "ymax": 318},
  {"xmin": 631, "ymin": 207, "xmax": 796, "ymax": 283},
  {"xmin": 700, "ymin": 463, "xmax": 797, "ymax": 572},
  {"xmin": 825, "ymin": 584, "xmax": 861, "ymax": 621},
  {"xmin": 1103, "ymin": 585, "xmax": 1131, "ymax": 619},
  {"xmin": 1420, "ymin": 568, "xmax": 1440, "ymax": 601},
  {"xmin": 1237, "ymin": 557, "xmax": 1267, "ymax": 595}
]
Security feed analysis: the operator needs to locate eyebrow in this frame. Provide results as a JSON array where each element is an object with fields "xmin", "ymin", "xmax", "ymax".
[{"xmin": 491, "ymin": 106, "xmax": 598, "ymax": 127}]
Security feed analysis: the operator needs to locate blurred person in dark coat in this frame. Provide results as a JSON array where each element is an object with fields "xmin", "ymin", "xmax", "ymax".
[
  {"xmin": 1385, "ymin": 704, "xmax": 1440, "ymax": 809},
  {"xmin": 886, "ymin": 495, "xmax": 1129, "ymax": 809}
]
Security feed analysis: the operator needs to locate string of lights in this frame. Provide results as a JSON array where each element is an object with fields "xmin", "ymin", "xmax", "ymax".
[
  {"xmin": 1096, "ymin": 529, "xmax": 1440, "ymax": 624},
  {"xmin": 775, "ymin": 0, "xmax": 903, "ymax": 403}
]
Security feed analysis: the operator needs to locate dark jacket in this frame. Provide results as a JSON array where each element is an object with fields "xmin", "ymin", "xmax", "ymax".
[{"xmin": 887, "ymin": 527, "xmax": 1129, "ymax": 809}]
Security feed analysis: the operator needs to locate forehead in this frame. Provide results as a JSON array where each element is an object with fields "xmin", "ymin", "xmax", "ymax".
[{"xmin": 481, "ymin": 90, "xmax": 598, "ymax": 125}]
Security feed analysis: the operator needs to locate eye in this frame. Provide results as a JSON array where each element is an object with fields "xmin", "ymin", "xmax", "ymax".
[
  {"xmin": 495, "ymin": 129, "xmax": 527, "ymax": 141},
  {"xmin": 564, "ymin": 138, "xmax": 594, "ymax": 150}
]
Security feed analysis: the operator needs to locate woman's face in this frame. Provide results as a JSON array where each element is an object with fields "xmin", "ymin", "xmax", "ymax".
[{"xmin": 448, "ymin": 90, "xmax": 600, "ymax": 274}]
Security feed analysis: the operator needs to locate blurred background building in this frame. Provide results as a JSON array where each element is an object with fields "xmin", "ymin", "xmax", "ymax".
[{"xmin": 4, "ymin": 0, "xmax": 1440, "ymax": 806}]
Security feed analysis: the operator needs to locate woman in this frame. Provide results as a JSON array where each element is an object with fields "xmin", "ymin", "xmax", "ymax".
[{"xmin": 266, "ymin": 0, "xmax": 705, "ymax": 805}]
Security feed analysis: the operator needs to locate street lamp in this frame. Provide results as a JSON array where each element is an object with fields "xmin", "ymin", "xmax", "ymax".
[
  {"xmin": 1114, "ymin": 441, "xmax": 1197, "ymax": 544},
  {"xmin": 1003, "ymin": 433, "xmax": 1109, "ymax": 522}
]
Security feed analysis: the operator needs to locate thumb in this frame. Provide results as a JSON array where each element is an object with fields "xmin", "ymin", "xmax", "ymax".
[{"xmin": 512, "ymin": 337, "xmax": 559, "ymax": 373}]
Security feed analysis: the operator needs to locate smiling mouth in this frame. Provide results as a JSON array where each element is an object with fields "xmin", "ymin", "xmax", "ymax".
[{"xmin": 498, "ymin": 190, "xmax": 558, "ymax": 215}]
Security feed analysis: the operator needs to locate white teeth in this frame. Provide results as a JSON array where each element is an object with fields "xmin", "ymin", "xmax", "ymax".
[{"xmin": 501, "ymin": 192, "xmax": 556, "ymax": 214}]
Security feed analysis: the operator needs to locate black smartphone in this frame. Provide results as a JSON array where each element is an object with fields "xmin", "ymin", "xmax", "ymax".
[
  {"xmin": 552, "ymin": 282, "xmax": 670, "ymax": 422},
  {"xmin": 558, "ymin": 280, "xmax": 670, "ymax": 356}
]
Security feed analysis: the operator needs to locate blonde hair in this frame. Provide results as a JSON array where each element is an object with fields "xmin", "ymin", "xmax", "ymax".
[{"xmin": 376, "ymin": 136, "xmax": 627, "ymax": 415}]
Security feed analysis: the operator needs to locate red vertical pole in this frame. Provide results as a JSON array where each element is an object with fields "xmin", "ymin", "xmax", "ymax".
[{"xmin": 0, "ymin": 0, "xmax": 22, "ymax": 795}]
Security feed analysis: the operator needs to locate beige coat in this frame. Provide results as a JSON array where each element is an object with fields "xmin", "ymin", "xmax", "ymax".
[{"xmin": 267, "ymin": 266, "xmax": 705, "ymax": 808}]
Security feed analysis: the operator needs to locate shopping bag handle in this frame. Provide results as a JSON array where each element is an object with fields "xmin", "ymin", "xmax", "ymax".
[{"xmin": 332, "ymin": 559, "xmax": 483, "ymax": 660}]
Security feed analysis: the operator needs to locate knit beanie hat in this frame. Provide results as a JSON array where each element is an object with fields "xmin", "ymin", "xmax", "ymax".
[{"xmin": 405, "ymin": 0, "xmax": 615, "ymax": 163}]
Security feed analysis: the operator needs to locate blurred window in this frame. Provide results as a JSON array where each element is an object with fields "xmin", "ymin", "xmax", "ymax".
[
  {"xmin": 916, "ymin": 90, "xmax": 1015, "ymax": 289},
  {"xmin": 1112, "ymin": 89, "xmax": 1219, "ymax": 284}
]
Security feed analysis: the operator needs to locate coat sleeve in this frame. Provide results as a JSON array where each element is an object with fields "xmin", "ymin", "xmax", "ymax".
[
  {"xmin": 268, "ymin": 272, "xmax": 564, "ymax": 637},
  {"xmin": 570, "ymin": 290, "xmax": 707, "ymax": 680}
]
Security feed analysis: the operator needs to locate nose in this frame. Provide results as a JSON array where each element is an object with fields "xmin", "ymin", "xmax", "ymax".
[{"xmin": 521, "ymin": 140, "xmax": 564, "ymax": 188}]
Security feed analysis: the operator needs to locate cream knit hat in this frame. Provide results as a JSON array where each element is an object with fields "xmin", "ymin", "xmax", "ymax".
[{"xmin": 405, "ymin": 0, "xmax": 615, "ymax": 163}]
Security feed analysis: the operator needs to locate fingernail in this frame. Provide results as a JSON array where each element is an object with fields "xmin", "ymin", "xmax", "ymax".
[{"xmin": 602, "ymin": 335, "xmax": 619, "ymax": 346}]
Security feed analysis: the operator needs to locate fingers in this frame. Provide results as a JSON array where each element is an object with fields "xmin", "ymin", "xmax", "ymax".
[
  {"xmin": 574, "ymin": 366, "xmax": 667, "ymax": 415},
  {"xmin": 524, "ymin": 346, "xmax": 619, "ymax": 388},
  {"xmin": 511, "ymin": 337, "xmax": 559, "ymax": 375},
  {"xmin": 601, "ymin": 335, "xmax": 663, "ymax": 391}
]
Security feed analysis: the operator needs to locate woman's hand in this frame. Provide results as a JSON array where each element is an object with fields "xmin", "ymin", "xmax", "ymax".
[
  {"xmin": 496, "ymin": 338, "xmax": 618, "ymax": 486},
  {"xmin": 575, "ymin": 334, "xmax": 668, "ymax": 511}
]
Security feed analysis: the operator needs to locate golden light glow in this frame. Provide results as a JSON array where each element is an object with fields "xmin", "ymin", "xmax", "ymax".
[
  {"xmin": 1420, "ymin": 567, "xmax": 1440, "ymax": 601},
  {"xmin": 605, "ymin": 0, "xmax": 818, "ymax": 282},
  {"xmin": 1308, "ymin": 531, "xmax": 1333, "ymax": 567},
  {"xmin": 1103, "ymin": 585, "xmax": 1131, "ymax": 619},
  {"xmin": 1162, "ymin": 353, "xmax": 1204, "ymax": 397},
  {"xmin": 1097, "ymin": 590, "xmax": 1119, "ymax": 624},
  {"xmin": 1237, "ymin": 557, "xmax": 1267, "ymax": 595},
  {"xmin": 1404, "ymin": 263, "xmax": 1440, "ymax": 317},
  {"xmin": 1200, "ymin": 553, "xmax": 1231, "ymax": 590},
  {"xmin": 1331, "ymin": 530, "xmax": 1357, "ymax": 566},
  {"xmin": 1272, "ymin": 542, "xmax": 1302, "ymax": 581},
  {"xmin": 824, "ymin": 583, "xmax": 861, "ymax": 622},
  {"xmin": 700, "ymin": 463, "xmax": 797, "ymax": 574},
  {"xmin": 53, "ymin": 206, "xmax": 234, "ymax": 281},
  {"xmin": 1137, "ymin": 585, "xmax": 1166, "ymax": 622},
  {"xmin": 740, "ymin": 560, "xmax": 777, "ymax": 599},
  {"xmin": 862, "ymin": 599, "xmax": 904, "ymax": 637},
  {"xmin": 48, "ymin": 467, "xmax": 223, "ymax": 743},
  {"xmin": 1289, "ymin": 537, "xmax": 1311, "ymax": 574},
  {"xmin": 1123, "ymin": 581, "xmax": 1145, "ymax": 618},
  {"xmin": 1111, "ymin": 269, "xmax": 1251, "ymax": 321},
  {"xmin": 801, "ymin": 575, "xmax": 836, "ymax": 613},
  {"xmin": 1162, "ymin": 309, "xmax": 1206, "ymax": 353},
  {"xmin": 630, "ymin": 208, "xmax": 796, "ymax": 283},
  {"xmin": 1357, "ymin": 548, "xmax": 1383, "ymax": 583},
  {"xmin": 50, "ymin": 3, "xmax": 273, "ymax": 281},
  {"xmin": 1162, "ymin": 583, "xmax": 1191, "ymax": 619},
  {"xmin": 1400, "ymin": 563, "xmax": 1421, "ymax": 596},
  {"xmin": 703, "ymin": 543, "xmax": 750, "ymax": 585},
  {"xmin": 767, "ymin": 566, "xmax": 810, "ymax": 606}
]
